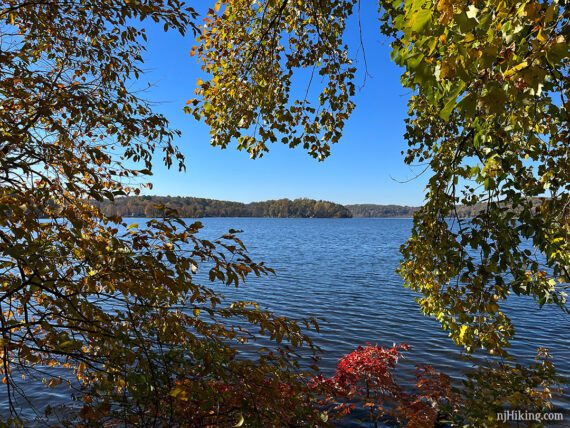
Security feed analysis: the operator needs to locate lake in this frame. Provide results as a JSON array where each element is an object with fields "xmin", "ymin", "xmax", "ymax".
[
  {"xmin": 2, "ymin": 218, "xmax": 568, "ymax": 424},
  {"xmin": 192, "ymin": 218, "xmax": 569, "ymax": 414}
]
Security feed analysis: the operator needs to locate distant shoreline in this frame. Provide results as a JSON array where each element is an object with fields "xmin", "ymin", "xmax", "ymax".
[
  {"xmin": 93, "ymin": 195, "xmax": 517, "ymax": 219},
  {"xmin": 92, "ymin": 196, "xmax": 424, "ymax": 219}
]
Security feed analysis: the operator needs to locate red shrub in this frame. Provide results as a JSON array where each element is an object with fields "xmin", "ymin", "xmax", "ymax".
[{"xmin": 312, "ymin": 344, "xmax": 459, "ymax": 427}]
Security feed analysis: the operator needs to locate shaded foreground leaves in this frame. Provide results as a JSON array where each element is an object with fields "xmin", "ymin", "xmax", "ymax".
[{"xmin": 0, "ymin": 1, "xmax": 323, "ymax": 425}]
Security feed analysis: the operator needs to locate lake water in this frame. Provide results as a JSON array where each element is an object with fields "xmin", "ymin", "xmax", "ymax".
[
  {"xmin": 193, "ymin": 218, "xmax": 569, "ymax": 415},
  {"xmin": 2, "ymin": 218, "xmax": 569, "ymax": 424}
]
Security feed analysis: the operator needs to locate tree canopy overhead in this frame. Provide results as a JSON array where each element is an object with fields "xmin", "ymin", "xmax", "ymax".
[
  {"xmin": 186, "ymin": 0, "xmax": 358, "ymax": 160},
  {"xmin": 192, "ymin": 0, "xmax": 569, "ymax": 356}
]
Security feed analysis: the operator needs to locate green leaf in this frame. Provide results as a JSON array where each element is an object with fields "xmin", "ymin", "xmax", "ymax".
[
  {"xmin": 439, "ymin": 82, "xmax": 466, "ymax": 121},
  {"xmin": 409, "ymin": 8, "xmax": 432, "ymax": 33}
]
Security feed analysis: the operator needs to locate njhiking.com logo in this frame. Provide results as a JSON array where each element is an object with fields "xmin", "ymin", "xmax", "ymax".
[{"xmin": 496, "ymin": 410, "xmax": 564, "ymax": 423}]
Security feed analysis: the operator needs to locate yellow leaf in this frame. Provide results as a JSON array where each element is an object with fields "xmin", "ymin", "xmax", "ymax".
[
  {"xmin": 503, "ymin": 61, "xmax": 528, "ymax": 78},
  {"xmin": 459, "ymin": 325, "xmax": 469, "ymax": 341},
  {"xmin": 234, "ymin": 414, "xmax": 245, "ymax": 427},
  {"xmin": 170, "ymin": 386, "xmax": 188, "ymax": 401}
]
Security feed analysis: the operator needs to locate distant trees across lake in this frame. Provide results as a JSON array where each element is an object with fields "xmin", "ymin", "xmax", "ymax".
[
  {"xmin": 94, "ymin": 197, "xmax": 522, "ymax": 219},
  {"xmin": 93, "ymin": 196, "xmax": 353, "ymax": 218},
  {"xmin": 346, "ymin": 203, "xmax": 504, "ymax": 218},
  {"xmin": 346, "ymin": 204, "xmax": 419, "ymax": 218}
]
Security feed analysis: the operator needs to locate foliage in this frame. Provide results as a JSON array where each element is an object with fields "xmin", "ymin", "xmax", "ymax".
[
  {"xmin": 347, "ymin": 198, "xmax": 546, "ymax": 218},
  {"xmin": 381, "ymin": 0, "xmax": 569, "ymax": 355},
  {"xmin": 312, "ymin": 344, "xmax": 459, "ymax": 427},
  {"xmin": 314, "ymin": 344, "xmax": 562, "ymax": 427},
  {"xmin": 461, "ymin": 347, "xmax": 564, "ymax": 426},
  {"xmin": 3, "ymin": 0, "xmax": 568, "ymax": 424},
  {"xmin": 0, "ymin": 1, "xmax": 322, "ymax": 425},
  {"xmin": 187, "ymin": 0, "xmax": 357, "ymax": 160},
  {"xmin": 96, "ymin": 197, "xmax": 533, "ymax": 219},
  {"xmin": 93, "ymin": 196, "xmax": 353, "ymax": 218},
  {"xmin": 347, "ymin": 204, "xmax": 421, "ymax": 218},
  {"xmin": 191, "ymin": 0, "xmax": 569, "ymax": 421},
  {"xmin": 168, "ymin": 360, "xmax": 327, "ymax": 427}
]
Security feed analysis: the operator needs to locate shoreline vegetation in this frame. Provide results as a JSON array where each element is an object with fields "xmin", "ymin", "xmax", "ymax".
[{"xmin": 91, "ymin": 196, "xmax": 533, "ymax": 219}]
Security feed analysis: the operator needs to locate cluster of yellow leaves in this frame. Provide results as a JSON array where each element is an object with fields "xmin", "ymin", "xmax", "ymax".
[
  {"xmin": 187, "ymin": 0, "xmax": 357, "ymax": 160},
  {"xmin": 382, "ymin": 0, "xmax": 569, "ymax": 354}
]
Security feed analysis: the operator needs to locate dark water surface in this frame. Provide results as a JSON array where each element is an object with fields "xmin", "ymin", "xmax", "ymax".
[{"xmin": 2, "ymin": 218, "xmax": 568, "ymax": 424}]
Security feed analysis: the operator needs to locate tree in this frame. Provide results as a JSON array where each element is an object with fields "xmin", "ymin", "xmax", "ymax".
[
  {"xmin": 92, "ymin": 196, "xmax": 353, "ymax": 218},
  {"xmin": 382, "ymin": 0, "xmax": 569, "ymax": 356},
  {"xmin": 3, "ymin": 0, "xmax": 568, "ymax": 424},
  {"xmin": 0, "ymin": 1, "xmax": 323, "ymax": 425},
  {"xmin": 186, "ymin": 0, "xmax": 358, "ymax": 161}
]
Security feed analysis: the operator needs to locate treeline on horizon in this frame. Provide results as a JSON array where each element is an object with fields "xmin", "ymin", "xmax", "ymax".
[
  {"xmin": 346, "ymin": 204, "xmax": 420, "ymax": 218},
  {"xmin": 347, "ymin": 198, "xmax": 545, "ymax": 218},
  {"xmin": 93, "ymin": 196, "xmax": 544, "ymax": 219},
  {"xmin": 346, "ymin": 203, "xmax": 497, "ymax": 218},
  {"xmin": 93, "ymin": 196, "xmax": 353, "ymax": 218}
]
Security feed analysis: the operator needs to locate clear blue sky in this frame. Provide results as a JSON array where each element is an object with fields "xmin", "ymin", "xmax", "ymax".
[{"xmin": 138, "ymin": 1, "xmax": 428, "ymax": 206}]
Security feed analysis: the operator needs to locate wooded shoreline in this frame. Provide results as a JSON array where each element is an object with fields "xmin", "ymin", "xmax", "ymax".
[{"xmin": 92, "ymin": 196, "xmax": 523, "ymax": 219}]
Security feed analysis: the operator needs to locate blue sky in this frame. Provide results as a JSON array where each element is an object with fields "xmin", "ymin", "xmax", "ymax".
[{"xmin": 138, "ymin": 1, "xmax": 429, "ymax": 206}]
